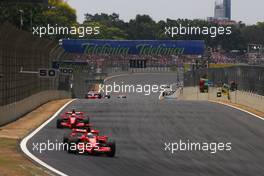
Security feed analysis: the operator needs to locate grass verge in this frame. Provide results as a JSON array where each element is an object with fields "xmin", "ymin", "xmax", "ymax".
[
  {"xmin": 0, "ymin": 99, "xmax": 71, "ymax": 176},
  {"xmin": 0, "ymin": 138, "xmax": 51, "ymax": 176}
]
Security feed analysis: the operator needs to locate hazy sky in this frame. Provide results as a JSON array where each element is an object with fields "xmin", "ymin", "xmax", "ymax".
[{"xmin": 67, "ymin": 0, "xmax": 264, "ymax": 25}]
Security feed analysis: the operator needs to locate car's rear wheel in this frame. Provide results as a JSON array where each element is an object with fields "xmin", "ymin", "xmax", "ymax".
[
  {"xmin": 106, "ymin": 141, "xmax": 116, "ymax": 157},
  {"xmin": 68, "ymin": 138, "xmax": 79, "ymax": 154},
  {"xmin": 56, "ymin": 119, "xmax": 63, "ymax": 129},
  {"xmin": 82, "ymin": 118, "xmax": 90, "ymax": 124},
  {"xmin": 82, "ymin": 117, "xmax": 90, "ymax": 126},
  {"xmin": 63, "ymin": 136, "xmax": 68, "ymax": 144},
  {"xmin": 63, "ymin": 131, "xmax": 71, "ymax": 144}
]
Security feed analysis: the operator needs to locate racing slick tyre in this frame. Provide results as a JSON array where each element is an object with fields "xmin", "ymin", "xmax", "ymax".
[
  {"xmin": 56, "ymin": 119, "xmax": 63, "ymax": 129},
  {"xmin": 63, "ymin": 136, "xmax": 68, "ymax": 144},
  {"xmin": 104, "ymin": 95, "xmax": 111, "ymax": 99},
  {"xmin": 63, "ymin": 131, "xmax": 71, "ymax": 144},
  {"xmin": 67, "ymin": 138, "xmax": 79, "ymax": 154},
  {"xmin": 82, "ymin": 118, "xmax": 90, "ymax": 124},
  {"xmin": 84, "ymin": 126, "xmax": 91, "ymax": 132},
  {"xmin": 106, "ymin": 141, "xmax": 116, "ymax": 157}
]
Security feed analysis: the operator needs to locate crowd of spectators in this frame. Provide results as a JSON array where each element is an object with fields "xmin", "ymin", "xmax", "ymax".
[
  {"xmin": 63, "ymin": 53, "xmax": 180, "ymax": 67},
  {"xmin": 210, "ymin": 51, "xmax": 264, "ymax": 65},
  {"xmin": 63, "ymin": 51, "xmax": 264, "ymax": 69}
]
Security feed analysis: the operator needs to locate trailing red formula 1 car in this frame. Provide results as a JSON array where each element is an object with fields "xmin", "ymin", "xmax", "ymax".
[
  {"xmin": 56, "ymin": 110, "xmax": 90, "ymax": 129},
  {"xmin": 66, "ymin": 130, "xmax": 116, "ymax": 157}
]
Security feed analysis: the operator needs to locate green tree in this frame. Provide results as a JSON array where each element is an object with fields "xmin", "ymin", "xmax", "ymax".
[
  {"xmin": 241, "ymin": 23, "xmax": 264, "ymax": 45},
  {"xmin": 127, "ymin": 15, "xmax": 157, "ymax": 39},
  {"xmin": 83, "ymin": 13, "xmax": 127, "ymax": 39},
  {"xmin": 42, "ymin": 0, "xmax": 76, "ymax": 26},
  {"xmin": 0, "ymin": 0, "xmax": 77, "ymax": 34}
]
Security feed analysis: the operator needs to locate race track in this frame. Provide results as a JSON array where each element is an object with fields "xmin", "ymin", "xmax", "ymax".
[{"xmin": 26, "ymin": 73, "xmax": 264, "ymax": 176}]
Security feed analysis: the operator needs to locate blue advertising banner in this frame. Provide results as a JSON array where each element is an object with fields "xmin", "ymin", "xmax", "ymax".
[{"xmin": 61, "ymin": 39, "xmax": 204, "ymax": 55}]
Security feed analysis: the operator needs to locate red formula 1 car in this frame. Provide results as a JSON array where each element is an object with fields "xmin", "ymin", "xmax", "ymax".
[
  {"xmin": 63, "ymin": 111, "xmax": 84, "ymax": 116},
  {"xmin": 56, "ymin": 111, "xmax": 90, "ymax": 129},
  {"xmin": 67, "ymin": 131, "xmax": 116, "ymax": 157},
  {"xmin": 85, "ymin": 91, "xmax": 102, "ymax": 99},
  {"xmin": 63, "ymin": 128, "xmax": 99, "ymax": 144}
]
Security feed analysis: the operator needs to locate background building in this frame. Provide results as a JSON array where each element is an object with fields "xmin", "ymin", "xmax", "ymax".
[
  {"xmin": 224, "ymin": 0, "xmax": 231, "ymax": 20},
  {"xmin": 214, "ymin": 0, "xmax": 231, "ymax": 20},
  {"xmin": 214, "ymin": 0, "xmax": 225, "ymax": 19}
]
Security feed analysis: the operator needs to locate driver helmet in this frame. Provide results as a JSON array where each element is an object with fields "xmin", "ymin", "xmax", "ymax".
[
  {"xmin": 87, "ymin": 133, "xmax": 94, "ymax": 138},
  {"xmin": 72, "ymin": 109, "xmax": 76, "ymax": 113}
]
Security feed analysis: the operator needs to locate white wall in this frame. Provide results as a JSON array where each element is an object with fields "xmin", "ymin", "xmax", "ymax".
[
  {"xmin": 0, "ymin": 91, "xmax": 71, "ymax": 126},
  {"xmin": 181, "ymin": 87, "xmax": 264, "ymax": 112}
]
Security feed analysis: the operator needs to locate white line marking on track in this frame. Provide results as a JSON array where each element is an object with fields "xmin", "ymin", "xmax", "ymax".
[
  {"xmin": 104, "ymin": 73, "xmax": 131, "ymax": 83},
  {"xmin": 209, "ymin": 100, "xmax": 264, "ymax": 121},
  {"xmin": 104, "ymin": 72, "xmax": 177, "ymax": 83},
  {"xmin": 20, "ymin": 99, "xmax": 76, "ymax": 176}
]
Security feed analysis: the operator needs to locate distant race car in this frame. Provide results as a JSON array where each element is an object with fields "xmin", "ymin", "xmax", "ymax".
[
  {"xmin": 163, "ymin": 85, "xmax": 171, "ymax": 90},
  {"xmin": 67, "ymin": 131, "xmax": 116, "ymax": 157},
  {"xmin": 161, "ymin": 90, "xmax": 176, "ymax": 99},
  {"xmin": 103, "ymin": 94, "xmax": 111, "ymax": 99},
  {"xmin": 85, "ymin": 91, "xmax": 102, "ymax": 99},
  {"xmin": 117, "ymin": 95, "xmax": 127, "ymax": 99},
  {"xmin": 56, "ymin": 111, "xmax": 90, "ymax": 129}
]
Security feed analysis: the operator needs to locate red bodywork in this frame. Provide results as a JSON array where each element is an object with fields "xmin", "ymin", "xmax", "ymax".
[
  {"xmin": 67, "ymin": 129, "xmax": 115, "ymax": 156},
  {"xmin": 57, "ymin": 112, "xmax": 90, "ymax": 129},
  {"xmin": 63, "ymin": 111, "xmax": 84, "ymax": 116},
  {"xmin": 75, "ymin": 134, "xmax": 112, "ymax": 154},
  {"xmin": 68, "ymin": 128, "xmax": 100, "ymax": 138},
  {"xmin": 60, "ymin": 116, "xmax": 89, "ymax": 128},
  {"xmin": 85, "ymin": 92, "xmax": 102, "ymax": 99}
]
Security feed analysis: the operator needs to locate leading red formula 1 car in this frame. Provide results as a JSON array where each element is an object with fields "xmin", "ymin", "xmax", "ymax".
[
  {"xmin": 56, "ymin": 110, "xmax": 90, "ymax": 129},
  {"xmin": 67, "ymin": 131, "xmax": 116, "ymax": 157},
  {"xmin": 63, "ymin": 111, "xmax": 84, "ymax": 117}
]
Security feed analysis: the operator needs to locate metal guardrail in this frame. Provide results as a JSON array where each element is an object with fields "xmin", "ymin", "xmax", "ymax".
[{"xmin": 184, "ymin": 65, "xmax": 264, "ymax": 96}]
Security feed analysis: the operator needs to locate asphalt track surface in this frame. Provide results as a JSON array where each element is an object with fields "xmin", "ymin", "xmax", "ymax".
[{"xmin": 27, "ymin": 73, "xmax": 264, "ymax": 176}]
